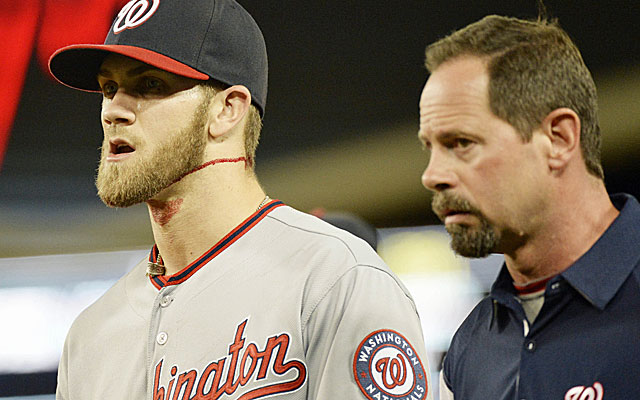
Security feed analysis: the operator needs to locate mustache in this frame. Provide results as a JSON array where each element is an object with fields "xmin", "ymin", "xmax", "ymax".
[
  {"xmin": 102, "ymin": 125, "xmax": 140, "ymax": 140},
  {"xmin": 101, "ymin": 127, "xmax": 140, "ymax": 147},
  {"xmin": 431, "ymin": 192, "xmax": 482, "ymax": 220}
]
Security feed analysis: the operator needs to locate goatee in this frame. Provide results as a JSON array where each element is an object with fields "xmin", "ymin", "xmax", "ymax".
[
  {"xmin": 95, "ymin": 100, "xmax": 209, "ymax": 208},
  {"xmin": 431, "ymin": 192, "xmax": 500, "ymax": 258}
]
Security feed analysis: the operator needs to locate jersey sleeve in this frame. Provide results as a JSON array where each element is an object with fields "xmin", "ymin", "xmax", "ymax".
[
  {"xmin": 302, "ymin": 264, "xmax": 434, "ymax": 400},
  {"xmin": 439, "ymin": 368, "xmax": 455, "ymax": 400},
  {"xmin": 56, "ymin": 332, "xmax": 70, "ymax": 400}
]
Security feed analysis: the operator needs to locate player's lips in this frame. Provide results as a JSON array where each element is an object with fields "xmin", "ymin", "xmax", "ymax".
[
  {"xmin": 444, "ymin": 212, "xmax": 475, "ymax": 225},
  {"xmin": 438, "ymin": 208, "xmax": 475, "ymax": 225},
  {"xmin": 106, "ymin": 138, "xmax": 136, "ymax": 161}
]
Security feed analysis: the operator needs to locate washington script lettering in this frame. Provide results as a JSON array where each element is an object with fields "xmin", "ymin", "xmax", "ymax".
[{"xmin": 152, "ymin": 319, "xmax": 307, "ymax": 400}]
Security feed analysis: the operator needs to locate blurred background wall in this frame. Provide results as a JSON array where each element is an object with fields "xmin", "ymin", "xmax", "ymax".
[{"xmin": 0, "ymin": 0, "xmax": 638, "ymax": 398}]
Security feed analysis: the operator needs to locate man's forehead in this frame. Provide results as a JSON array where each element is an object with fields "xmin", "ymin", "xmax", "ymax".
[
  {"xmin": 418, "ymin": 57, "xmax": 492, "ymax": 141},
  {"xmin": 421, "ymin": 58, "xmax": 489, "ymax": 105},
  {"xmin": 98, "ymin": 54, "xmax": 158, "ymax": 76}
]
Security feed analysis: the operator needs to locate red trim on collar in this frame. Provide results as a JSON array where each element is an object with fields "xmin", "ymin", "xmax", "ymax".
[
  {"xmin": 148, "ymin": 199, "xmax": 284, "ymax": 290},
  {"xmin": 513, "ymin": 275, "xmax": 555, "ymax": 295}
]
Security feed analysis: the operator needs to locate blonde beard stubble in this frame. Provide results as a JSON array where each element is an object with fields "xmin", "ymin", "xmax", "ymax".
[{"xmin": 95, "ymin": 99, "xmax": 210, "ymax": 208}]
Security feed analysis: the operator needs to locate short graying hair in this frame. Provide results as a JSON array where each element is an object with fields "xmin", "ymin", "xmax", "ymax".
[{"xmin": 425, "ymin": 15, "xmax": 603, "ymax": 179}]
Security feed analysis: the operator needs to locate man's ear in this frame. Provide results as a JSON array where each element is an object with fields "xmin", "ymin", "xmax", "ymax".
[
  {"xmin": 541, "ymin": 107, "xmax": 581, "ymax": 172},
  {"xmin": 208, "ymin": 85, "xmax": 251, "ymax": 139}
]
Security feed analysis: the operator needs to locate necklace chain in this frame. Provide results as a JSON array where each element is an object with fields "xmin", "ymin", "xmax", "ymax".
[{"xmin": 257, "ymin": 195, "xmax": 271, "ymax": 211}]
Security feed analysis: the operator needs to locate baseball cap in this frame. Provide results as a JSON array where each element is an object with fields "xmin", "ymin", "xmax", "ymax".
[{"xmin": 48, "ymin": 0, "xmax": 268, "ymax": 116}]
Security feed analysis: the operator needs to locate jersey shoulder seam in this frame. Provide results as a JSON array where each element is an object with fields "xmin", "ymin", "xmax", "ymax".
[
  {"xmin": 265, "ymin": 213, "xmax": 359, "ymax": 263},
  {"xmin": 301, "ymin": 263, "xmax": 418, "ymax": 334}
]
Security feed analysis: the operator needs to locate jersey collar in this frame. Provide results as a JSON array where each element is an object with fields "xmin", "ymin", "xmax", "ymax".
[{"xmin": 148, "ymin": 199, "xmax": 284, "ymax": 290}]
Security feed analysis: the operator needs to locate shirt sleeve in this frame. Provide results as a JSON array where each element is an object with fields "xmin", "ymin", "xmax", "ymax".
[
  {"xmin": 56, "ymin": 334, "xmax": 70, "ymax": 400},
  {"xmin": 303, "ymin": 264, "xmax": 434, "ymax": 400},
  {"xmin": 439, "ymin": 369, "xmax": 455, "ymax": 400}
]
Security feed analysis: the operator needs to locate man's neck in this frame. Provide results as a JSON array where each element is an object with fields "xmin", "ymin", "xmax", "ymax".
[
  {"xmin": 504, "ymin": 179, "xmax": 619, "ymax": 286},
  {"xmin": 146, "ymin": 163, "xmax": 266, "ymax": 276}
]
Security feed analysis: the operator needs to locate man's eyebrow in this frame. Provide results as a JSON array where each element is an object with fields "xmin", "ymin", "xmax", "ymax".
[
  {"xmin": 418, "ymin": 129, "xmax": 473, "ymax": 146},
  {"xmin": 97, "ymin": 64, "xmax": 159, "ymax": 79},
  {"xmin": 433, "ymin": 130, "xmax": 471, "ymax": 140}
]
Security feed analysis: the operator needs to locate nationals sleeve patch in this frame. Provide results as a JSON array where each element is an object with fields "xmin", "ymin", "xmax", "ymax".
[{"xmin": 353, "ymin": 329, "xmax": 428, "ymax": 400}]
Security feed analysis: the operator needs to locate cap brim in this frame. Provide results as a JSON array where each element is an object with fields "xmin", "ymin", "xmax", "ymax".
[{"xmin": 48, "ymin": 44, "xmax": 210, "ymax": 92}]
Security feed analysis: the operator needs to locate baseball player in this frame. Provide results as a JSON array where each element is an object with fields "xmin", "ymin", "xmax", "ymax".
[{"xmin": 49, "ymin": 1, "xmax": 433, "ymax": 399}]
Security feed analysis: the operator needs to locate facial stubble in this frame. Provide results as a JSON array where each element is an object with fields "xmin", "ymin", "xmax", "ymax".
[{"xmin": 96, "ymin": 100, "xmax": 209, "ymax": 208}]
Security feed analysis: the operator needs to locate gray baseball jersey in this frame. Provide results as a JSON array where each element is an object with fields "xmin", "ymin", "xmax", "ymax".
[{"xmin": 57, "ymin": 201, "xmax": 433, "ymax": 400}]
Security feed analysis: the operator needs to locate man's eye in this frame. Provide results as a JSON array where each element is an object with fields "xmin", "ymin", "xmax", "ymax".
[
  {"xmin": 456, "ymin": 138, "xmax": 473, "ymax": 148},
  {"xmin": 101, "ymin": 82, "xmax": 117, "ymax": 96},
  {"xmin": 141, "ymin": 77, "xmax": 163, "ymax": 91}
]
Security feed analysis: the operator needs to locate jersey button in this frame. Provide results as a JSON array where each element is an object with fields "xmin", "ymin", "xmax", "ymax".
[
  {"xmin": 157, "ymin": 331, "xmax": 168, "ymax": 345},
  {"xmin": 160, "ymin": 295, "xmax": 173, "ymax": 308},
  {"xmin": 525, "ymin": 340, "xmax": 536, "ymax": 352}
]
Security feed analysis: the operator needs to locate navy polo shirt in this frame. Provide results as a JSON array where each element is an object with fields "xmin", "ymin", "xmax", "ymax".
[{"xmin": 442, "ymin": 194, "xmax": 640, "ymax": 400}]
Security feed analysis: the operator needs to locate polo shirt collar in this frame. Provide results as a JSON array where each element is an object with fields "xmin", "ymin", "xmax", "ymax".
[
  {"xmin": 490, "ymin": 194, "xmax": 640, "ymax": 311},
  {"xmin": 561, "ymin": 194, "xmax": 640, "ymax": 309},
  {"xmin": 490, "ymin": 264, "xmax": 520, "ymax": 310}
]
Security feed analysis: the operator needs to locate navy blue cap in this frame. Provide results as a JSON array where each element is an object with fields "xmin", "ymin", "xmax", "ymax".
[{"xmin": 49, "ymin": 0, "xmax": 268, "ymax": 116}]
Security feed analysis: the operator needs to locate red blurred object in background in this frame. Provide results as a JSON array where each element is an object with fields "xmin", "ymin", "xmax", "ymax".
[{"xmin": 0, "ymin": 0, "xmax": 128, "ymax": 171}]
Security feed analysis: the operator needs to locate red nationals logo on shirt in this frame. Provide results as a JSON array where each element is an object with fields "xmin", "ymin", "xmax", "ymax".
[
  {"xmin": 354, "ymin": 329, "xmax": 428, "ymax": 400},
  {"xmin": 565, "ymin": 382, "xmax": 604, "ymax": 400},
  {"xmin": 113, "ymin": 0, "xmax": 160, "ymax": 34},
  {"xmin": 152, "ymin": 319, "xmax": 307, "ymax": 400}
]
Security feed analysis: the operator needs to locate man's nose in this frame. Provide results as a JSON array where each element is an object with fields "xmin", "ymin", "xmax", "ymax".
[
  {"xmin": 101, "ymin": 90, "xmax": 136, "ymax": 126},
  {"xmin": 421, "ymin": 150, "xmax": 456, "ymax": 192}
]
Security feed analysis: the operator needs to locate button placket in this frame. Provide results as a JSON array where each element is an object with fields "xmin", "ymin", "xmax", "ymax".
[
  {"xmin": 160, "ymin": 295, "xmax": 173, "ymax": 308},
  {"xmin": 156, "ymin": 331, "xmax": 168, "ymax": 345},
  {"xmin": 523, "ymin": 319, "xmax": 530, "ymax": 337},
  {"xmin": 153, "ymin": 288, "xmax": 175, "ymax": 349},
  {"xmin": 525, "ymin": 340, "xmax": 536, "ymax": 352}
]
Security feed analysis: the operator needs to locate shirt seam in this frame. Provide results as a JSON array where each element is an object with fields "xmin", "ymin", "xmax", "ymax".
[
  {"xmin": 264, "ymin": 213, "xmax": 359, "ymax": 264},
  {"xmin": 300, "ymin": 264, "xmax": 418, "ymax": 335}
]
